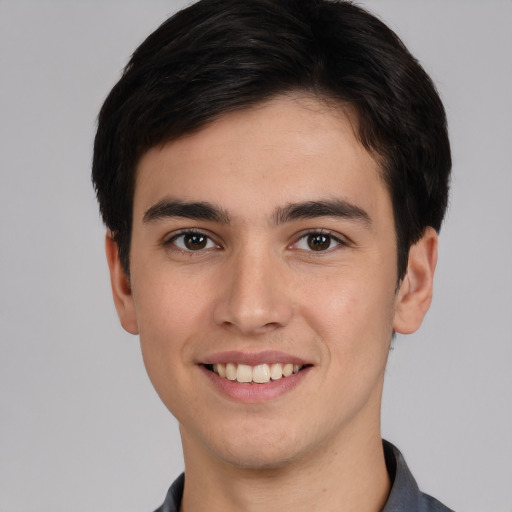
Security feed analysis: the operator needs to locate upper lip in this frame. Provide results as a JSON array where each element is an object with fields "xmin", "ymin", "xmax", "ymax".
[{"xmin": 201, "ymin": 350, "xmax": 311, "ymax": 366}]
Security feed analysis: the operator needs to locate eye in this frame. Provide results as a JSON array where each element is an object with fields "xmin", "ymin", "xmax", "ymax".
[
  {"xmin": 294, "ymin": 231, "xmax": 343, "ymax": 252},
  {"xmin": 167, "ymin": 231, "xmax": 218, "ymax": 251}
]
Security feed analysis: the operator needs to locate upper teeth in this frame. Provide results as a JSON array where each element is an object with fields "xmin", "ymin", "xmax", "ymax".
[{"xmin": 213, "ymin": 363, "xmax": 302, "ymax": 383}]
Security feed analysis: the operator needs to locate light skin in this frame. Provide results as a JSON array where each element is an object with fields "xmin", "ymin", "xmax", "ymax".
[{"xmin": 106, "ymin": 94, "xmax": 437, "ymax": 512}]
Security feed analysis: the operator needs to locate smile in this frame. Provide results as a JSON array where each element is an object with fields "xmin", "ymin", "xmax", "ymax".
[{"xmin": 205, "ymin": 362, "xmax": 305, "ymax": 383}]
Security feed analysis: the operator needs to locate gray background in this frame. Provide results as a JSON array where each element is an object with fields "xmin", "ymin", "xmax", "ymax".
[{"xmin": 1, "ymin": 1, "xmax": 511, "ymax": 511}]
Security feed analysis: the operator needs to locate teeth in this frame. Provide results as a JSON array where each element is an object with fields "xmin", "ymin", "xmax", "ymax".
[
  {"xmin": 225, "ymin": 363, "xmax": 237, "ymax": 381},
  {"xmin": 217, "ymin": 363, "xmax": 226, "ymax": 378},
  {"xmin": 253, "ymin": 364, "xmax": 271, "ymax": 383},
  {"xmin": 269, "ymin": 363, "xmax": 282, "ymax": 380},
  {"xmin": 282, "ymin": 363, "xmax": 293, "ymax": 377},
  {"xmin": 236, "ymin": 364, "xmax": 253, "ymax": 383},
  {"xmin": 210, "ymin": 362, "xmax": 304, "ymax": 383}
]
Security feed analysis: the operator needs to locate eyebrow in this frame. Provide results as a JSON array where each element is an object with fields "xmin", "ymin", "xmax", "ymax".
[
  {"xmin": 273, "ymin": 199, "xmax": 371, "ymax": 226},
  {"xmin": 143, "ymin": 197, "xmax": 370, "ymax": 226},
  {"xmin": 143, "ymin": 198, "xmax": 231, "ymax": 224}
]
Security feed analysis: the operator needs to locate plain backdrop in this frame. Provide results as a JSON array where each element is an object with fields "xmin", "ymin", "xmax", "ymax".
[{"xmin": 1, "ymin": 1, "xmax": 511, "ymax": 511}]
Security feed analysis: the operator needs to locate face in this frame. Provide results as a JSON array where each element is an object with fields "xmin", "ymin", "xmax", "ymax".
[{"xmin": 107, "ymin": 94, "xmax": 436, "ymax": 470}]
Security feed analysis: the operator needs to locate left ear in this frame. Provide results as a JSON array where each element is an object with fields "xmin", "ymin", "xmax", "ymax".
[{"xmin": 393, "ymin": 227, "xmax": 438, "ymax": 334}]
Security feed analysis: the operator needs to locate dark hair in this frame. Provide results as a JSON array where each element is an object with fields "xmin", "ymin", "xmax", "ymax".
[{"xmin": 92, "ymin": 0, "xmax": 451, "ymax": 279}]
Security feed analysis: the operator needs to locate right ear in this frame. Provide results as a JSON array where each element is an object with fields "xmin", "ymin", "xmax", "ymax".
[{"xmin": 105, "ymin": 232, "xmax": 139, "ymax": 334}]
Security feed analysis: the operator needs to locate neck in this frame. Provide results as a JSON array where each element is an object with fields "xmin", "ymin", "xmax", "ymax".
[{"xmin": 179, "ymin": 421, "xmax": 390, "ymax": 512}]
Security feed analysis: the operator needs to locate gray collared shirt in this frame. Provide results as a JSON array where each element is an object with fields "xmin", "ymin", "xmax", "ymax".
[{"xmin": 154, "ymin": 441, "xmax": 454, "ymax": 512}]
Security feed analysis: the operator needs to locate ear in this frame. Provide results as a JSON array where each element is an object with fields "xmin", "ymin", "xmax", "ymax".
[
  {"xmin": 105, "ymin": 232, "xmax": 139, "ymax": 334},
  {"xmin": 393, "ymin": 227, "xmax": 438, "ymax": 335}
]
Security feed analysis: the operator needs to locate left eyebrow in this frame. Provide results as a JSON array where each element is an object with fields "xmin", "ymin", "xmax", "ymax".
[
  {"xmin": 143, "ymin": 198, "xmax": 231, "ymax": 224},
  {"xmin": 272, "ymin": 199, "xmax": 371, "ymax": 226}
]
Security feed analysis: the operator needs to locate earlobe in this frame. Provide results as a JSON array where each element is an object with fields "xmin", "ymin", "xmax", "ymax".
[
  {"xmin": 105, "ymin": 232, "xmax": 139, "ymax": 335},
  {"xmin": 393, "ymin": 227, "xmax": 438, "ymax": 335}
]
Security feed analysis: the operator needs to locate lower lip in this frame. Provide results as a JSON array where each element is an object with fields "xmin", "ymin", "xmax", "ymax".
[{"xmin": 200, "ymin": 365, "xmax": 311, "ymax": 403}]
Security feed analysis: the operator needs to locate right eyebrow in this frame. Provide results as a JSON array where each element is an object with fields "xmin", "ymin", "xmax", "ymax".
[
  {"xmin": 143, "ymin": 198, "xmax": 231, "ymax": 224},
  {"xmin": 272, "ymin": 199, "xmax": 371, "ymax": 226}
]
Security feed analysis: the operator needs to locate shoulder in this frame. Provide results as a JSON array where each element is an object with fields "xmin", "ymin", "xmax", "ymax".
[
  {"xmin": 382, "ymin": 440, "xmax": 455, "ymax": 512},
  {"xmin": 153, "ymin": 473, "xmax": 184, "ymax": 512},
  {"xmin": 420, "ymin": 492, "xmax": 455, "ymax": 512}
]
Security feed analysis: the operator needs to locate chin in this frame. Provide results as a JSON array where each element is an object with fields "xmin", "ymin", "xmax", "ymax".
[
  {"xmin": 218, "ymin": 444, "xmax": 299, "ymax": 471},
  {"xmin": 205, "ymin": 424, "xmax": 313, "ymax": 471}
]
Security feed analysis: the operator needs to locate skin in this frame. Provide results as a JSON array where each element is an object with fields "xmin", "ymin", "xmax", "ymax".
[{"xmin": 106, "ymin": 94, "xmax": 437, "ymax": 512}]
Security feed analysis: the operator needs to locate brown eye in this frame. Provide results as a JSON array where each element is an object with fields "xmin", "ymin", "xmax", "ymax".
[
  {"xmin": 306, "ymin": 233, "xmax": 332, "ymax": 251},
  {"xmin": 183, "ymin": 233, "xmax": 208, "ymax": 250},
  {"xmin": 293, "ymin": 231, "xmax": 343, "ymax": 253},
  {"xmin": 169, "ymin": 231, "xmax": 217, "ymax": 251}
]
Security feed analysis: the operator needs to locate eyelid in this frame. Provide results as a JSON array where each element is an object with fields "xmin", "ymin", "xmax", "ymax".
[
  {"xmin": 162, "ymin": 228, "xmax": 221, "ymax": 252},
  {"xmin": 290, "ymin": 229, "xmax": 350, "ymax": 251}
]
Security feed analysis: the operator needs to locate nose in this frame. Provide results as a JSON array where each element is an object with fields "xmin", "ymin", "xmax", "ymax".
[{"xmin": 212, "ymin": 245, "xmax": 294, "ymax": 335}]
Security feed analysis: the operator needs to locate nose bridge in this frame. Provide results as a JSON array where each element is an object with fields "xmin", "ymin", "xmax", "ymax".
[{"xmin": 213, "ymin": 238, "xmax": 293, "ymax": 334}]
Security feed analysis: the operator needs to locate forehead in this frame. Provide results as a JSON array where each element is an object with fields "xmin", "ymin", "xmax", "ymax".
[{"xmin": 133, "ymin": 94, "xmax": 389, "ymax": 223}]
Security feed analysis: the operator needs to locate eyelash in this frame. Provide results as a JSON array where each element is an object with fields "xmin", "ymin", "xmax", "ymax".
[
  {"xmin": 163, "ymin": 229, "xmax": 220, "ymax": 253},
  {"xmin": 162, "ymin": 228, "xmax": 348, "ymax": 254},
  {"xmin": 292, "ymin": 229, "xmax": 348, "ymax": 253}
]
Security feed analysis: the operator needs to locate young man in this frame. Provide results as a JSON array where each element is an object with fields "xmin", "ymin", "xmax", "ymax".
[{"xmin": 92, "ymin": 1, "xmax": 452, "ymax": 510}]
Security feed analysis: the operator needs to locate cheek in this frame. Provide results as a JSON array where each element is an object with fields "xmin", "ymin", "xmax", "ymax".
[
  {"xmin": 299, "ymin": 270, "xmax": 396, "ymax": 360},
  {"xmin": 133, "ymin": 262, "xmax": 211, "ymax": 335},
  {"xmin": 130, "ymin": 267, "xmax": 212, "ymax": 385}
]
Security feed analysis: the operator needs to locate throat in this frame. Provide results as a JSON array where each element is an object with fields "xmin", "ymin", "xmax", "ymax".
[{"xmin": 179, "ymin": 421, "xmax": 391, "ymax": 512}]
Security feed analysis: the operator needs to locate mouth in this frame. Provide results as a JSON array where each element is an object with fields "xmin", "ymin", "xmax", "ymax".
[{"xmin": 203, "ymin": 362, "xmax": 310, "ymax": 384}]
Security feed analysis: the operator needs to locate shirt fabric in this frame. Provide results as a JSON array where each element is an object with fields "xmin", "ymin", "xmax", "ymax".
[{"xmin": 153, "ymin": 440, "xmax": 454, "ymax": 512}]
